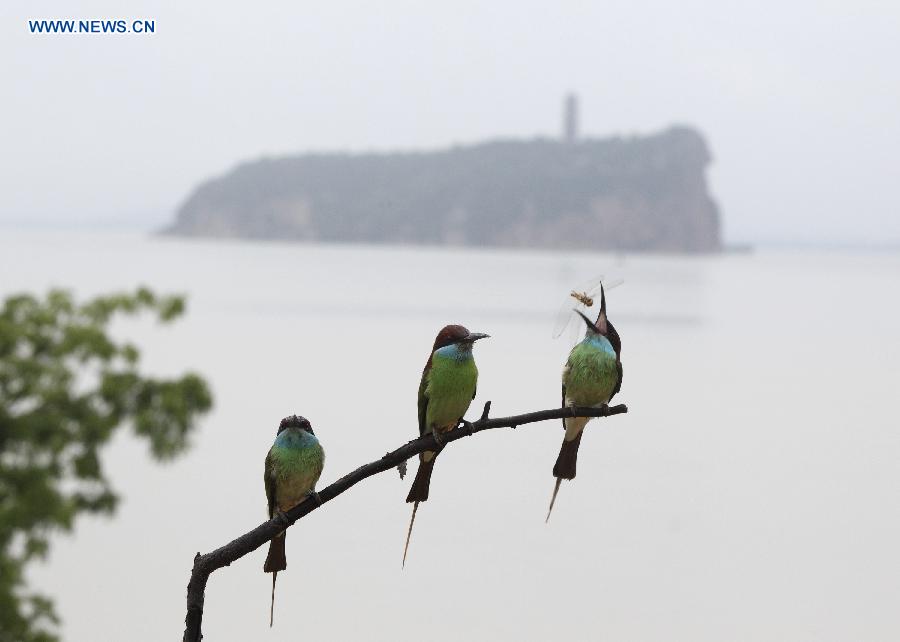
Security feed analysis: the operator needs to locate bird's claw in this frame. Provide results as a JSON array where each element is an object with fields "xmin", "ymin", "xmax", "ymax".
[
  {"xmin": 305, "ymin": 490, "xmax": 323, "ymax": 507},
  {"xmin": 461, "ymin": 420, "xmax": 475, "ymax": 436},
  {"xmin": 274, "ymin": 509, "xmax": 290, "ymax": 528},
  {"xmin": 432, "ymin": 430, "xmax": 445, "ymax": 447}
]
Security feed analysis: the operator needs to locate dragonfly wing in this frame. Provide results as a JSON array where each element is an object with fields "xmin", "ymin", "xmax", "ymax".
[
  {"xmin": 567, "ymin": 310, "xmax": 584, "ymax": 346},
  {"xmin": 552, "ymin": 297, "xmax": 577, "ymax": 339},
  {"xmin": 581, "ymin": 276, "xmax": 624, "ymax": 301}
]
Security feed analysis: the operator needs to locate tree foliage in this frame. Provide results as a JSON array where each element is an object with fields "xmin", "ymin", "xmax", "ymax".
[{"xmin": 0, "ymin": 288, "xmax": 212, "ymax": 642}]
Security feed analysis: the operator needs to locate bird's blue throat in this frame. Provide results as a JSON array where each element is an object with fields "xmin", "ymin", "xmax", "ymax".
[
  {"xmin": 583, "ymin": 333, "xmax": 616, "ymax": 355},
  {"xmin": 274, "ymin": 428, "xmax": 319, "ymax": 450},
  {"xmin": 434, "ymin": 342, "xmax": 474, "ymax": 362}
]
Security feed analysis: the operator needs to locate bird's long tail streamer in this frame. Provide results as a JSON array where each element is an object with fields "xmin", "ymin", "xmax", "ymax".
[
  {"xmin": 402, "ymin": 501, "xmax": 419, "ymax": 568},
  {"xmin": 546, "ymin": 478, "xmax": 563, "ymax": 523},
  {"xmin": 269, "ymin": 571, "xmax": 277, "ymax": 627}
]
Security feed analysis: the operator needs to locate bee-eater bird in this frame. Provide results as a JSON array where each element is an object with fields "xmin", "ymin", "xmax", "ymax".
[
  {"xmin": 402, "ymin": 324, "xmax": 489, "ymax": 567},
  {"xmin": 547, "ymin": 283, "xmax": 623, "ymax": 522},
  {"xmin": 263, "ymin": 415, "xmax": 325, "ymax": 626}
]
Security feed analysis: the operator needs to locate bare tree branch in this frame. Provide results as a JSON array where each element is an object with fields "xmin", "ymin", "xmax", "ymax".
[{"xmin": 183, "ymin": 401, "xmax": 627, "ymax": 641}]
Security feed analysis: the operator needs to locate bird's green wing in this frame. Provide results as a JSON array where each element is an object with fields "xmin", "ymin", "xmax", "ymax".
[
  {"xmin": 264, "ymin": 450, "xmax": 276, "ymax": 519},
  {"xmin": 611, "ymin": 361, "xmax": 623, "ymax": 400},
  {"xmin": 417, "ymin": 371, "xmax": 429, "ymax": 438},
  {"xmin": 311, "ymin": 443, "xmax": 326, "ymax": 489}
]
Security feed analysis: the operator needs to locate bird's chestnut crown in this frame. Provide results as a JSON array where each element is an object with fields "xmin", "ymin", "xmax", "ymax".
[
  {"xmin": 277, "ymin": 415, "xmax": 314, "ymax": 436},
  {"xmin": 432, "ymin": 324, "xmax": 471, "ymax": 350},
  {"xmin": 431, "ymin": 325, "xmax": 490, "ymax": 350}
]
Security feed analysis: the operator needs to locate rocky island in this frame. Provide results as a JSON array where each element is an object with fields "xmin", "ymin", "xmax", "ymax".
[{"xmin": 165, "ymin": 103, "xmax": 721, "ymax": 252}]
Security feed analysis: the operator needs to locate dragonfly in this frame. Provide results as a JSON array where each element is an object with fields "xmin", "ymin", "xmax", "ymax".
[{"xmin": 552, "ymin": 275, "xmax": 624, "ymax": 346}]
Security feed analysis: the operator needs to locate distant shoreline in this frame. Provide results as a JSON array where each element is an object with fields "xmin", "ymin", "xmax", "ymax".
[
  {"xmin": 5, "ymin": 223, "xmax": 900, "ymax": 254},
  {"xmin": 164, "ymin": 127, "xmax": 722, "ymax": 254}
]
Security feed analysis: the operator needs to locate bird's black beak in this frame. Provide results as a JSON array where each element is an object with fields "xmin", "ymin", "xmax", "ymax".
[
  {"xmin": 463, "ymin": 332, "xmax": 490, "ymax": 342},
  {"xmin": 595, "ymin": 282, "xmax": 608, "ymax": 334},
  {"xmin": 575, "ymin": 309, "xmax": 602, "ymax": 335}
]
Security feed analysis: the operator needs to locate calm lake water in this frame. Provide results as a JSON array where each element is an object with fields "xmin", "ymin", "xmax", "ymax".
[{"xmin": 2, "ymin": 228, "xmax": 898, "ymax": 641}]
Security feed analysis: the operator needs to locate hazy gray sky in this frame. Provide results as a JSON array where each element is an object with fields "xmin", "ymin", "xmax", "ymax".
[{"xmin": 2, "ymin": 0, "xmax": 898, "ymax": 244}]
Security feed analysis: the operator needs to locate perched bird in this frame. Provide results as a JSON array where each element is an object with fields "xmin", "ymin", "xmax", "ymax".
[
  {"xmin": 547, "ymin": 283, "xmax": 623, "ymax": 522},
  {"xmin": 263, "ymin": 415, "xmax": 325, "ymax": 626},
  {"xmin": 403, "ymin": 324, "xmax": 489, "ymax": 567}
]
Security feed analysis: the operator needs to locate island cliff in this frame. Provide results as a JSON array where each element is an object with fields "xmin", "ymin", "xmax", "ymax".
[{"xmin": 164, "ymin": 126, "xmax": 721, "ymax": 252}]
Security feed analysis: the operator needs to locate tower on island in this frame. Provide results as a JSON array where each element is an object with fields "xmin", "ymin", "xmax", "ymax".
[{"xmin": 563, "ymin": 93, "xmax": 579, "ymax": 143}]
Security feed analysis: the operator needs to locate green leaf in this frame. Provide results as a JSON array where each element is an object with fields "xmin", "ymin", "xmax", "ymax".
[{"xmin": 0, "ymin": 287, "xmax": 212, "ymax": 640}]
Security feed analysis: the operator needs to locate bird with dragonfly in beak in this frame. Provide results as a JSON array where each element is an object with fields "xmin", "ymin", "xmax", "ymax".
[{"xmin": 547, "ymin": 282, "xmax": 623, "ymax": 522}]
